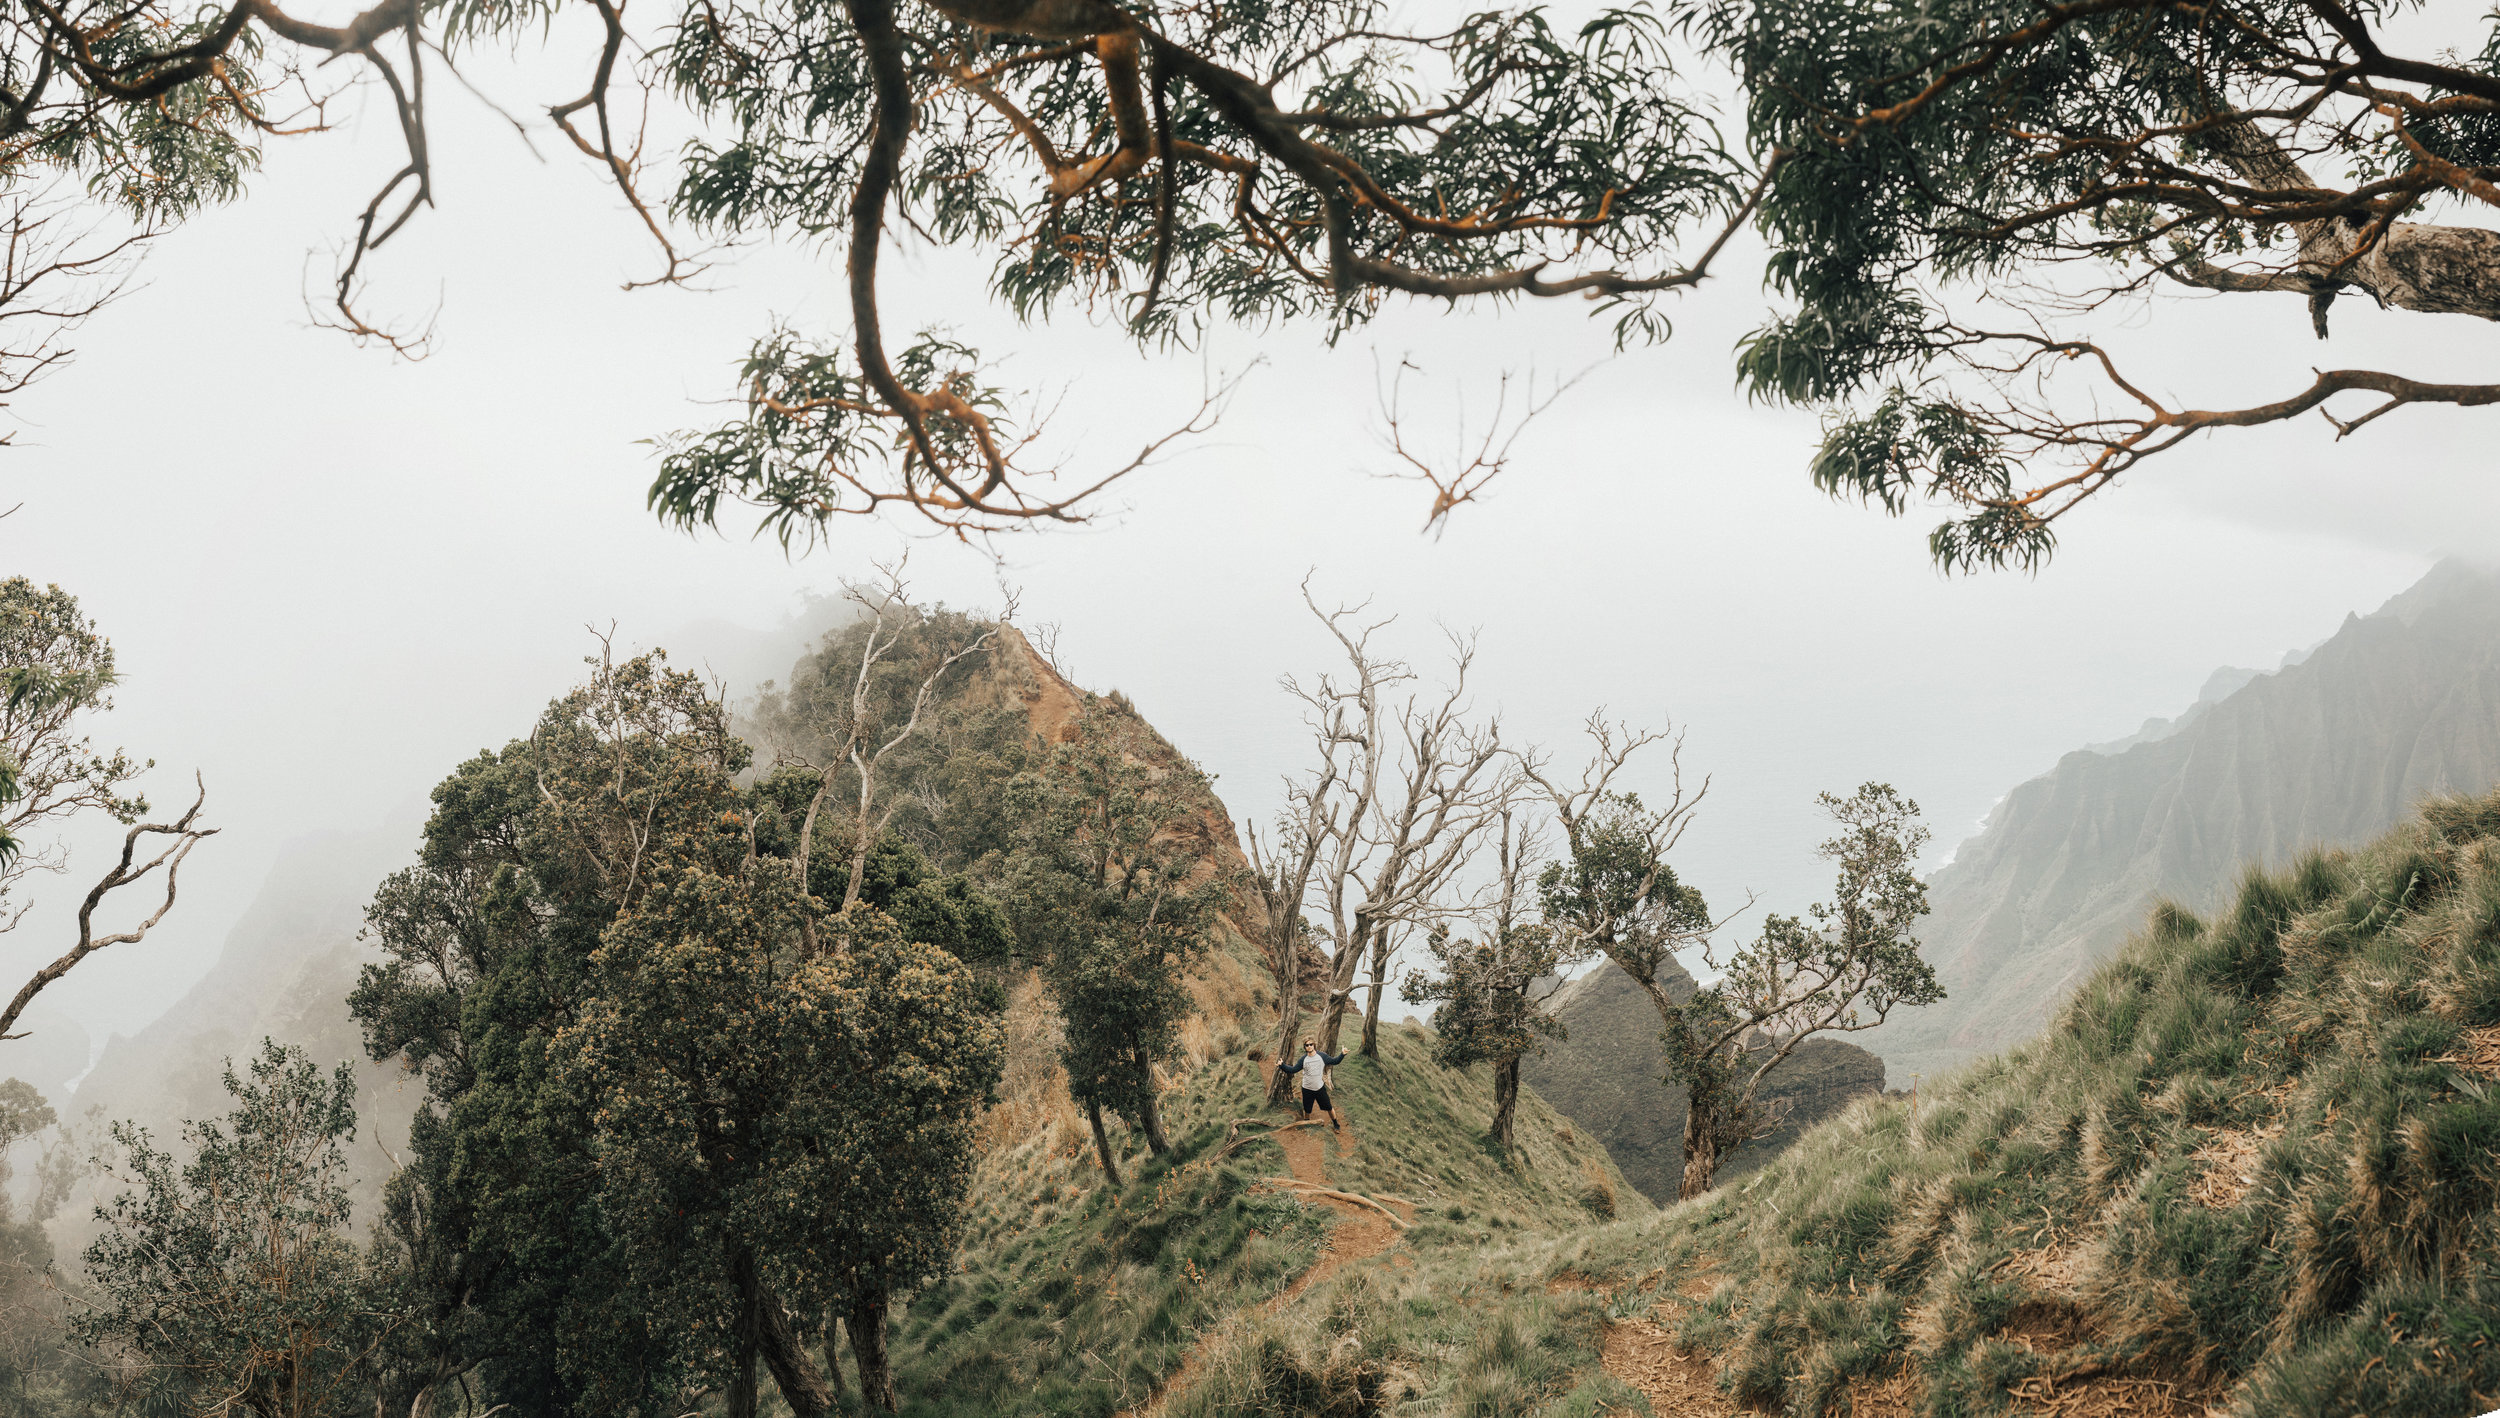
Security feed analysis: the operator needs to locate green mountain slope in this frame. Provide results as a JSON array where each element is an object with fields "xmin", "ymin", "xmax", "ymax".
[
  {"xmin": 1877, "ymin": 559, "xmax": 2500, "ymax": 1081},
  {"xmin": 896, "ymin": 1016, "xmax": 1644, "ymax": 1417},
  {"xmin": 1525, "ymin": 963, "xmax": 1886, "ymax": 1204},
  {"xmin": 867, "ymin": 629, "xmax": 1648, "ymax": 1415},
  {"xmin": 1252, "ymin": 789, "xmax": 2500, "ymax": 1418}
]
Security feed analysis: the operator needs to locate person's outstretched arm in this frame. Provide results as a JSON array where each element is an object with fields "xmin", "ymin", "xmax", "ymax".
[{"xmin": 1323, "ymin": 1051, "xmax": 1346, "ymax": 1067}]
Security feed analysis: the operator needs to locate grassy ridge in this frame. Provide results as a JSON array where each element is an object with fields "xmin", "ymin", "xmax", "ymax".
[
  {"xmin": 888, "ymin": 1017, "xmax": 1644, "ymax": 1416},
  {"xmin": 1260, "ymin": 791, "xmax": 2500, "ymax": 1417}
]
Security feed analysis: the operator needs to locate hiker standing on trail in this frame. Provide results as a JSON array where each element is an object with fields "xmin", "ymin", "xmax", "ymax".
[{"xmin": 1278, "ymin": 1039, "xmax": 1346, "ymax": 1133}]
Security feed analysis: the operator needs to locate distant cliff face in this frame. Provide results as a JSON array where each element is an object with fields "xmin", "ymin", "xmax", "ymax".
[
  {"xmin": 1522, "ymin": 962, "xmax": 1886, "ymax": 1203},
  {"xmin": 1870, "ymin": 560, "xmax": 2500, "ymax": 1081}
]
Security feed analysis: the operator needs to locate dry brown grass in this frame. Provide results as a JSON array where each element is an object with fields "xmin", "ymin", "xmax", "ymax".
[
  {"xmin": 2005, "ymin": 1371, "xmax": 2218, "ymax": 1417},
  {"xmin": 2186, "ymin": 1122, "xmax": 2284, "ymax": 1209},
  {"xmin": 2431, "ymin": 1022, "xmax": 2500, "ymax": 1078},
  {"xmin": 1175, "ymin": 1015, "xmax": 1217, "ymax": 1070},
  {"xmin": 1842, "ymin": 1366, "xmax": 1922, "ymax": 1418},
  {"xmin": 1600, "ymin": 1314, "xmax": 1737, "ymax": 1417},
  {"xmin": 2001, "ymin": 1244, "xmax": 2090, "ymax": 1294},
  {"xmin": 981, "ymin": 970, "xmax": 1084, "ymax": 1156}
]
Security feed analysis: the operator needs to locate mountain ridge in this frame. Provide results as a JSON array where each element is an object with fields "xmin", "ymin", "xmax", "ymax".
[{"xmin": 1874, "ymin": 558, "xmax": 2500, "ymax": 1080}]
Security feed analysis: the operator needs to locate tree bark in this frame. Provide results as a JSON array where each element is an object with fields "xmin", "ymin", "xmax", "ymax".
[
  {"xmin": 1319, "ymin": 913, "xmax": 1376, "ymax": 1054},
  {"xmin": 756, "ymin": 1286, "xmax": 834, "ymax": 1417},
  {"xmin": 1491, "ymin": 1056, "xmax": 1520, "ymax": 1150},
  {"xmin": 729, "ymin": 1252, "xmax": 833, "ymax": 1418},
  {"xmin": 849, "ymin": 1287, "xmax": 899, "ymax": 1413},
  {"xmin": 1137, "ymin": 1082, "xmax": 1172, "ymax": 1156},
  {"xmin": 727, "ymin": 1261, "xmax": 762, "ymax": 1418},
  {"xmin": 1359, "ymin": 923, "xmax": 1390, "ymax": 1057},
  {"xmin": 2193, "ymin": 117, "xmax": 2500, "ymax": 328},
  {"xmin": 1265, "ymin": 997, "xmax": 1303, "ymax": 1107},
  {"xmin": 1679, "ymin": 1093, "xmax": 1723, "ymax": 1201},
  {"xmin": 1087, "ymin": 1098, "xmax": 1123, "ymax": 1186},
  {"xmin": 1265, "ymin": 930, "xmax": 1304, "ymax": 1108}
]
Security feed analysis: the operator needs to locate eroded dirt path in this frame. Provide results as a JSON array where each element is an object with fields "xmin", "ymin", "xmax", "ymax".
[
  {"xmin": 1263, "ymin": 1119, "xmax": 1400, "ymax": 1308},
  {"xmin": 1121, "ymin": 1116, "xmax": 1407, "ymax": 1418},
  {"xmin": 1599, "ymin": 1273, "xmax": 1739, "ymax": 1418}
]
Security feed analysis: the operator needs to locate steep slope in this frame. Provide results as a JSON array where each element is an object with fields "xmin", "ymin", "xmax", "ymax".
[
  {"xmin": 50, "ymin": 615, "xmax": 1648, "ymax": 1417},
  {"xmin": 903, "ymin": 1018, "xmax": 1643, "ymax": 1417},
  {"xmin": 885, "ymin": 627, "xmax": 1651, "ymax": 1415},
  {"xmin": 1877, "ymin": 558, "xmax": 2500, "ymax": 1080},
  {"xmin": 1525, "ymin": 963, "xmax": 1885, "ymax": 1203},
  {"xmin": 1271, "ymin": 789, "xmax": 2500, "ymax": 1418}
]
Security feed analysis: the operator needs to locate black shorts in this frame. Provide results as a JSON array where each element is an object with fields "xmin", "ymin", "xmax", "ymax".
[{"xmin": 1300, "ymin": 1085, "xmax": 1332, "ymax": 1113}]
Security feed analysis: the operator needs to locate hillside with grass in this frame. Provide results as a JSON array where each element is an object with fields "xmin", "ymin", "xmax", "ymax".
[
  {"xmin": 1875, "ymin": 559, "xmax": 2500, "ymax": 1082},
  {"xmin": 1232, "ymin": 789, "xmax": 2500, "ymax": 1418},
  {"xmin": 882, "ymin": 989, "xmax": 1643, "ymax": 1416},
  {"xmin": 732, "ymin": 620, "xmax": 1653, "ymax": 1416}
]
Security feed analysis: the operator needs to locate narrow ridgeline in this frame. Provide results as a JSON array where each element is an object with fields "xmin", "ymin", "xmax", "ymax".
[{"xmin": 1266, "ymin": 790, "xmax": 2500, "ymax": 1418}]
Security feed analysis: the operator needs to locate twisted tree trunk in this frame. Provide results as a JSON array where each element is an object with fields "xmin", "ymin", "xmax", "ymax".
[
  {"xmin": 1490, "ymin": 1056, "xmax": 1521, "ymax": 1150},
  {"xmin": 1087, "ymin": 1099, "xmax": 1123, "ymax": 1186},
  {"xmin": 1138, "ymin": 1081, "xmax": 1172, "ymax": 1155},
  {"xmin": 1264, "ymin": 931, "xmax": 1305, "ymax": 1107},
  {"xmin": 757, "ymin": 1290, "xmax": 833, "ymax": 1416},
  {"xmin": 1318, "ymin": 911, "xmax": 1376, "ymax": 1054},
  {"xmin": 1679, "ymin": 1090, "xmax": 1727, "ymax": 1201},
  {"xmin": 732, "ymin": 1250, "xmax": 833, "ymax": 1417},
  {"xmin": 1359, "ymin": 923, "xmax": 1391, "ymax": 1056},
  {"xmin": 849, "ymin": 1287, "xmax": 899, "ymax": 1412},
  {"xmin": 726, "ymin": 1264, "xmax": 762, "ymax": 1418}
]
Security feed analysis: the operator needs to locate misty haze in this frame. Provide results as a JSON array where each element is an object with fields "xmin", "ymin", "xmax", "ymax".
[{"xmin": 2, "ymin": 1, "xmax": 2498, "ymax": 1415}]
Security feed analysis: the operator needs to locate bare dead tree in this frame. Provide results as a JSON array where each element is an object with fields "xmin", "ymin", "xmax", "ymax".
[
  {"xmin": 0, "ymin": 184, "xmax": 152, "ymax": 436},
  {"xmin": 759, "ymin": 561, "xmax": 1009, "ymax": 947},
  {"xmin": 1372, "ymin": 354, "xmax": 1591, "ymax": 534},
  {"xmin": 1339, "ymin": 641, "xmax": 1512, "ymax": 1058},
  {"xmin": 0, "ymin": 778, "xmax": 214, "ymax": 1042},
  {"xmin": 1266, "ymin": 580, "xmax": 1398, "ymax": 1100},
  {"xmin": 1243, "ymin": 779, "xmax": 1334, "ymax": 1110},
  {"xmin": 1276, "ymin": 590, "xmax": 1511, "ymax": 1063}
]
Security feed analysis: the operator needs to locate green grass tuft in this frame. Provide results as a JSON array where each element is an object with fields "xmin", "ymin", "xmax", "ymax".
[{"xmin": 1245, "ymin": 791, "xmax": 2500, "ymax": 1417}]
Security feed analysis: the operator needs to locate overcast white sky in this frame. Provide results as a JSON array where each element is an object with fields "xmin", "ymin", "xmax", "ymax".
[{"xmin": 1, "ymin": 22, "xmax": 2487, "ymax": 1057}]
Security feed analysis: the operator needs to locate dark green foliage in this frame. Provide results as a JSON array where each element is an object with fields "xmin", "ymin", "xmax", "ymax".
[
  {"xmin": 1681, "ymin": 0, "xmax": 2500, "ymax": 568},
  {"xmin": 855, "ymin": 835, "xmax": 1017, "ymax": 968},
  {"xmin": 644, "ymin": 0, "xmax": 1739, "ymax": 536},
  {"xmin": 354, "ymin": 645, "xmax": 1006, "ymax": 1415},
  {"xmin": 1546, "ymin": 783, "xmax": 1937, "ymax": 1198},
  {"xmin": 79, "ymin": 1042, "xmax": 382, "ymax": 1418},
  {"xmin": 749, "ymin": 602, "xmax": 1029, "ymax": 879},
  {"xmin": 1009, "ymin": 698, "xmax": 1232, "ymax": 1148},
  {"xmin": 1401, "ymin": 903, "xmax": 1566, "ymax": 1148},
  {"xmin": 1404, "ymin": 925, "xmax": 1565, "ymax": 1080}
]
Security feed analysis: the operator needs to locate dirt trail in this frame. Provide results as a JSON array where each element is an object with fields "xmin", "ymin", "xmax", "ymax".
[
  {"xmin": 1599, "ymin": 1272, "xmax": 1740, "ymax": 1417},
  {"xmin": 1264, "ymin": 1118, "xmax": 1401, "ymax": 1307},
  {"xmin": 1121, "ymin": 1116, "xmax": 1408, "ymax": 1418}
]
